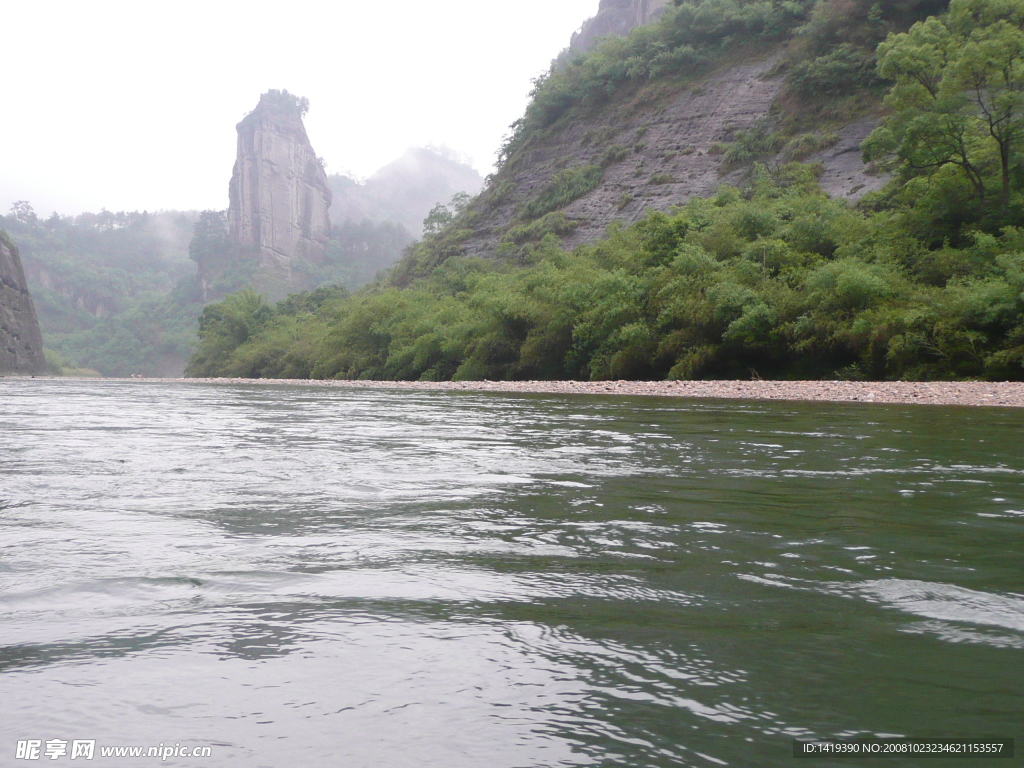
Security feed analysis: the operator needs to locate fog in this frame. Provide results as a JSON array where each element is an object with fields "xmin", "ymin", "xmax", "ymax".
[{"xmin": 0, "ymin": 0, "xmax": 598, "ymax": 216}]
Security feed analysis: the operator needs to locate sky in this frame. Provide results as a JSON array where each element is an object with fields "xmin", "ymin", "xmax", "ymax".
[{"xmin": 0, "ymin": 0, "xmax": 598, "ymax": 216}]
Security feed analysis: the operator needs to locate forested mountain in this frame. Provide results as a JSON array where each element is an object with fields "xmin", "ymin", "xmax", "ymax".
[
  {"xmin": 1, "ymin": 204, "xmax": 200, "ymax": 376},
  {"xmin": 189, "ymin": 0, "xmax": 1024, "ymax": 383},
  {"xmin": 4, "ymin": 143, "xmax": 474, "ymax": 376}
]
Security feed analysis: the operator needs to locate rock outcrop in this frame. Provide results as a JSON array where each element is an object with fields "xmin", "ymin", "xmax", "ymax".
[
  {"xmin": 462, "ymin": 53, "xmax": 886, "ymax": 259},
  {"xmin": 228, "ymin": 90, "xmax": 332, "ymax": 269},
  {"xmin": 810, "ymin": 117, "xmax": 889, "ymax": 201},
  {"xmin": 0, "ymin": 231, "xmax": 47, "ymax": 374},
  {"xmin": 570, "ymin": 0, "xmax": 671, "ymax": 53},
  {"xmin": 463, "ymin": 56, "xmax": 787, "ymax": 258}
]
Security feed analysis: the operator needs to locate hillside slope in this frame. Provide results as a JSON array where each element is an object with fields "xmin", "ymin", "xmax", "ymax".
[
  {"xmin": 412, "ymin": 0, "xmax": 943, "ymax": 271},
  {"xmin": 188, "ymin": 0, "xmax": 1024, "ymax": 385},
  {"xmin": 462, "ymin": 55, "xmax": 869, "ymax": 258},
  {"xmin": 2, "ymin": 206, "xmax": 198, "ymax": 377},
  {"xmin": 569, "ymin": 0, "xmax": 673, "ymax": 53}
]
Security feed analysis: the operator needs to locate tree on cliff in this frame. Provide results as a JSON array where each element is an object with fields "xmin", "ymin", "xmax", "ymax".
[
  {"xmin": 865, "ymin": 0, "xmax": 1024, "ymax": 218},
  {"xmin": 259, "ymin": 89, "xmax": 309, "ymax": 118},
  {"xmin": 423, "ymin": 193, "xmax": 471, "ymax": 236},
  {"xmin": 9, "ymin": 201, "xmax": 38, "ymax": 225}
]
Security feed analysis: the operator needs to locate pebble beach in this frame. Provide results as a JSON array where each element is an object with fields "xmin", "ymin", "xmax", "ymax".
[{"xmin": 173, "ymin": 378, "xmax": 1024, "ymax": 408}]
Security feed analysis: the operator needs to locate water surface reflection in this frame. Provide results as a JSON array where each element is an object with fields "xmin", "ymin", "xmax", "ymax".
[{"xmin": 1, "ymin": 381, "xmax": 1021, "ymax": 766}]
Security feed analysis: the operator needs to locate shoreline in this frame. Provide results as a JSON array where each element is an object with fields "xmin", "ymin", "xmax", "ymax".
[{"xmin": 19, "ymin": 376, "xmax": 1022, "ymax": 408}]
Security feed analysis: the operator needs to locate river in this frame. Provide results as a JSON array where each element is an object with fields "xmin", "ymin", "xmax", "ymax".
[{"xmin": 1, "ymin": 380, "xmax": 1021, "ymax": 767}]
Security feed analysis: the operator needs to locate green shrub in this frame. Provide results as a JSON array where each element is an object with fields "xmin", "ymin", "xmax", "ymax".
[
  {"xmin": 723, "ymin": 124, "xmax": 783, "ymax": 168},
  {"xmin": 788, "ymin": 45, "xmax": 883, "ymax": 100},
  {"xmin": 783, "ymin": 132, "xmax": 841, "ymax": 160},
  {"xmin": 601, "ymin": 145, "xmax": 631, "ymax": 166},
  {"xmin": 522, "ymin": 165, "xmax": 604, "ymax": 220},
  {"xmin": 505, "ymin": 213, "xmax": 581, "ymax": 244}
]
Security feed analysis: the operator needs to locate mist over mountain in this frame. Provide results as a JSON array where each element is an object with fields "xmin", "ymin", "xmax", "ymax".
[
  {"xmin": 1, "ymin": 205, "xmax": 200, "ymax": 377},
  {"xmin": 329, "ymin": 147, "xmax": 484, "ymax": 236},
  {"xmin": 0, "ymin": 134, "xmax": 475, "ymax": 377}
]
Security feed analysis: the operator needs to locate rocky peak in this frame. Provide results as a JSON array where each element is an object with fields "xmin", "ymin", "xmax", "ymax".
[
  {"xmin": 570, "ymin": 0, "xmax": 671, "ymax": 53},
  {"xmin": 0, "ymin": 231, "xmax": 47, "ymax": 374},
  {"xmin": 228, "ymin": 90, "xmax": 332, "ymax": 269}
]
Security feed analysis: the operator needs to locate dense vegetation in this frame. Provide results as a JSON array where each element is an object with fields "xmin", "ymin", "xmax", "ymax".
[
  {"xmin": 185, "ymin": 165, "xmax": 1024, "ymax": 382},
  {"xmin": 2, "ymin": 201, "xmax": 414, "ymax": 376},
  {"xmin": 187, "ymin": 0, "xmax": 1024, "ymax": 383},
  {"xmin": 1, "ymin": 203, "xmax": 201, "ymax": 376},
  {"xmin": 189, "ymin": 209, "xmax": 414, "ymax": 299}
]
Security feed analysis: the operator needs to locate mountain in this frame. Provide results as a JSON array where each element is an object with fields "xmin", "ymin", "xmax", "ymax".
[
  {"xmin": 1, "ymin": 206, "xmax": 198, "ymax": 377},
  {"xmin": 0, "ymin": 229, "xmax": 47, "ymax": 374},
  {"xmin": 328, "ymin": 147, "xmax": 484, "ymax": 236},
  {"xmin": 184, "ymin": 0, "xmax": 1024, "ymax": 385},
  {"xmin": 228, "ymin": 90, "xmax": 333, "ymax": 269},
  {"xmin": 438, "ymin": 0, "xmax": 933, "ymax": 268}
]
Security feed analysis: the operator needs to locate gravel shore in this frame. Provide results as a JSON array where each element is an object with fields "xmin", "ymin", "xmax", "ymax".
[{"xmin": 174, "ymin": 378, "xmax": 1024, "ymax": 408}]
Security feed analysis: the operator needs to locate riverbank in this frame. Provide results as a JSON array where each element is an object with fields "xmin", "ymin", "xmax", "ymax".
[
  {"xmin": 14, "ymin": 375, "xmax": 1024, "ymax": 407},
  {"xmin": 151, "ymin": 378, "xmax": 1024, "ymax": 408}
]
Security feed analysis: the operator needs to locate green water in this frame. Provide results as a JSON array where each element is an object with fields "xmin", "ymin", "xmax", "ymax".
[{"xmin": 0, "ymin": 381, "xmax": 1021, "ymax": 767}]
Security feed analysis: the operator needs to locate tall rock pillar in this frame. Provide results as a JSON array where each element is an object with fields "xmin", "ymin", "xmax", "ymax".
[
  {"xmin": 0, "ymin": 231, "xmax": 47, "ymax": 374},
  {"xmin": 228, "ymin": 90, "xmax": 332, "ymax": 269}
]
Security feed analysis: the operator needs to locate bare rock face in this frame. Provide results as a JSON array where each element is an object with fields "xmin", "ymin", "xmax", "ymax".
[
  {"xmin": 571, "ymin": 0, "xmax": 671, "ymax": 53},
  {"xmin": 228, "ymin": 90, "xmax": 332, "ymax": 269},
  {"xmin": 463, "ymin": 56, "xmax": 787, "ymax": 258},
  {"xmin": 463, "ymin": 53, "xmax": 886, "ymax": 259},
  {"xmin": 811, "ymin": 117, "xmax": 890, "ymax": 201},
  {"xmin": 0, "ymin": 231, "xmax": 47, "ymax": 374}
]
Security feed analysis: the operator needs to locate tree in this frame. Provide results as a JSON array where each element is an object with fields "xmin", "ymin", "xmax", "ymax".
[
  {"xmin": 422, "ymin": 192, "xmax": 472, "ymax": 236},
  {"xmin": 188, "ymin": 210, "xmax": 230, "ymax": 267},
  {"xmin": 186, "ymin": 289, "xmax": 273, "ymax": 376},
  {"xmin": 866, "ymin": 0, "xmax": 1024, "ymax": 215},
  {"xmin": 9, "ymin": 201, "xmax": 37, "ymax": 225}
]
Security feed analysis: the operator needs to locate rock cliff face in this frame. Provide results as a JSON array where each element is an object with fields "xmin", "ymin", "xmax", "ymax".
[
  {"xmin": 0, "ymin": 231, "xmax": 47, "ymax": 374},
  {"xmin": 228, "ymin": 90, "xmax": 332, "ymax": 269},
  {"xmin": 570, "ymin": 0, "xmax": 671, "ymax": 53},
  {"xmin": 463, "ymin": 56, "xmax": 784, "ymax": 258},
  {"xmin": 461, "ymin": 53, "xmax": 885, "ymax": 260}
]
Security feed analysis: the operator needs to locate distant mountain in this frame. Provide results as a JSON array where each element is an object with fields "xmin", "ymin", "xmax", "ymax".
[{"xmin": 329, "ymin": 147, "xmax": 484, "ymax": 236}]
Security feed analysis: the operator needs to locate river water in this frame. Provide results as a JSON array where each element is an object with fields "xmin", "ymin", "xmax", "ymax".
[{"xmin": 1, "ymin": 380, "xmax": 1021, "ymax": 767}]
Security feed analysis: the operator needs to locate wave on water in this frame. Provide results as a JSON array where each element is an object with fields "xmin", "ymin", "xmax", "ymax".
[{"xmin": 737, "ymin": 573, "xmax": 1024, "ymax": 646}]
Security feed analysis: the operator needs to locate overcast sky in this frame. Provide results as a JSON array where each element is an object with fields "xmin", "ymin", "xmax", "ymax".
[{"xmin": 1, "ymin": 0, "xmax": 598, "ymax": 216}]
